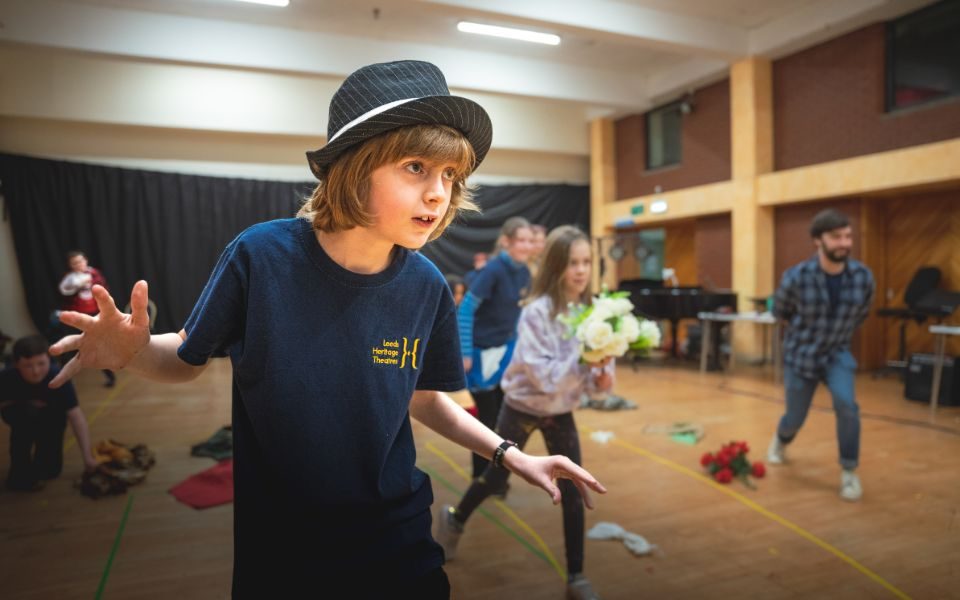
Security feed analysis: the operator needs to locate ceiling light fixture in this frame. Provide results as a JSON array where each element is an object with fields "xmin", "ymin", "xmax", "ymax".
[
  {"xmin": 457, "ymin": 21, "xmax": 560, "ymax": 46},
  {"xmin": 232, "ymin": 0, "xmax": 290, "ymax": 7}
]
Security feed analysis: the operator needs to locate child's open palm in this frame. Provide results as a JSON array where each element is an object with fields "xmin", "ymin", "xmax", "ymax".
[{"xmin": 49, "ymin": 281, "xmax": 152, "ymax": 388}]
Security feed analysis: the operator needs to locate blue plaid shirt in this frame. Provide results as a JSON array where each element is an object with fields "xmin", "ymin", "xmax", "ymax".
[{"xmin": 774, "ymin": 255, "xmax": 875, "ymax": 379}]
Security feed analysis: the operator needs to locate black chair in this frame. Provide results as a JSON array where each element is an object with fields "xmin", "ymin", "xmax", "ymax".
[{"xmin": 876, "ymin": 266, "xmax": 942, "ymax": 370}]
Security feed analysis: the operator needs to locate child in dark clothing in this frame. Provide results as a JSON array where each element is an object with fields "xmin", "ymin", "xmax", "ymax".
[
  {"xmin": 49, "ymin": 60, "xmax": 605, "ymax": 599},
  {"xmin": 1, "ymin": 335, "xmax": 96, "ymax": 491}
]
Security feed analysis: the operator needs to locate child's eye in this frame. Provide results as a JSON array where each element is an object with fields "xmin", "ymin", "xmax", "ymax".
[
  {"xmin": 405, "ymin": 162, "xmax": 424, "ymax": 174},
  {"xmin": 442, "ymin": 168, "xmax": 457, "ymax": 181}
]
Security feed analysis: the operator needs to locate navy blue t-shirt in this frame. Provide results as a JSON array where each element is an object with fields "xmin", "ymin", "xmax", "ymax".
[
  {"xmin": 177, "ymin": 218, "xmax": 465, "ymax": 595},
  {"xmin": 825, "ymin": 270, "xmax": 843, "ymax": 316},
  {"xmin": 467, "ymin": 251, "xmax": 530, "ymax": 348},
  {"xmin": 0, "ymin": 365, "xmax": 78, "ymax": 426}
]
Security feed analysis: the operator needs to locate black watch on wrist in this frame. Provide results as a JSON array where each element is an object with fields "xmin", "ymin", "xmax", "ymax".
[{"xmin": 492, "ymin": 440, "xmax": 518, "ymax": 469}]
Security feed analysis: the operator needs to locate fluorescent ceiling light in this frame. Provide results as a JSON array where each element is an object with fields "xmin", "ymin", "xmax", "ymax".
[
  {"xmin": 457, "ymin": 21, "xmax": 560, "ymax": 45},
  {"xmin": 232, "ymin": 0, "xmax": 290, "ymax": 7}
]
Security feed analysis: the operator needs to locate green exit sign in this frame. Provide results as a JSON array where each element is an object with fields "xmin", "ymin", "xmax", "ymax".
[{"xmin": 630, "ymin": 204, "xmax": 644, "ymax": 215}]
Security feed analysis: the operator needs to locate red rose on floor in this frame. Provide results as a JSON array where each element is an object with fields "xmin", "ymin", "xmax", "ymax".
[
  {"xmin": 700, "ymin": 440, "xmax": 763, "ymax": 487},
  {"xmin": 715, "ymin": 468, "xmax": 733, "ymax": 483}
]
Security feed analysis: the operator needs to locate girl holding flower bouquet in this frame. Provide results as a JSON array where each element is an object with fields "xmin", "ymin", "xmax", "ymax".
[{"xmin": 437, "ymin": 226, "xmax": 613, "ymax": 600}]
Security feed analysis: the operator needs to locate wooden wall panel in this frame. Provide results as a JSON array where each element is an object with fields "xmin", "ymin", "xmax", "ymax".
[
  {"xmin": 881, "ymin": 191, "xmax": 960, "ymax": 360},
  {"xmin": 858, "ymin": 201, "xmax": 888, "ymax": 370},
  {"xmin": 695, "ymin": 214, "xmax": 733, "ymax": 289},
  {"xmin": 663, "ymin": 221, "xmax": 698, "ymax": 286}
]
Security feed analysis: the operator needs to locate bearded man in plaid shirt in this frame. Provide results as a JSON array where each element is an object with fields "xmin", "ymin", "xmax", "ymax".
[{"xmin": 767, "ymin": 209, "xmax": 875, "ymax": 502}]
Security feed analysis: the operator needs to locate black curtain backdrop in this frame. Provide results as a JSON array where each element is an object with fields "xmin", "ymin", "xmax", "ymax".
[{"xmin": 0, "ymin": 152, "xmax": 588, "ymax": 335}]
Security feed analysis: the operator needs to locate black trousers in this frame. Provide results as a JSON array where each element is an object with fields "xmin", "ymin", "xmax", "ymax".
[
  {"xmin": 457, "ymin": 404, "xmax": 585, "ymax": 576},
  {"xmin": 470, "ymin": 387, "xmax": 505, "ymax": 478},
  {"xmin": 7, "ymin": 412, "xmax": 67, "ymax": 488}
]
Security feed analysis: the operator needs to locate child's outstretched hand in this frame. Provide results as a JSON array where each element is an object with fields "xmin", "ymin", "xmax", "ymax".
[
  {"xmin": 49, "ymin": 281, "xmax": 152, "ymax": 388},
  {"xmin": 503, "ymin": 451, "xmax": 607, "ymax": 508}
]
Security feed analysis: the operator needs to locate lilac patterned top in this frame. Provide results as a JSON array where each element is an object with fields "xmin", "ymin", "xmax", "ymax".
[{"xmin": 502, "ymin": 296, "xmax": 616, "ymax": 417}]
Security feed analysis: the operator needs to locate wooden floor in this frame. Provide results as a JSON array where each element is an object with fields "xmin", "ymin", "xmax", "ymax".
[{"xmin": 2, "ymin": 359, "xmax": 959, "ymax": 599}]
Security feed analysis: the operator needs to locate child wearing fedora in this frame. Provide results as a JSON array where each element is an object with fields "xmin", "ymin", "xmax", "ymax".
[{"xmin": 48, "ymin": 60, "xmax": 606, "ymax": 599}]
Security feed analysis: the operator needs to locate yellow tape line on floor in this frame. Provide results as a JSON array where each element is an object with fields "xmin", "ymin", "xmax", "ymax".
[
  {"xmin": 582, "ymin": 427, "xmax": 911, "ymax": 600},
  {"xmin": 424, "ymin": 441, "xmax": 567, "ymax": 581}
]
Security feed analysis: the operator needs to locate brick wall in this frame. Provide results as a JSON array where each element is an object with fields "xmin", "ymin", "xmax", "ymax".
[
  {"xmin": 774, "ymin": 23, "xmax": 960, "ymax": 171},
  {"xmin": 614, "ymin": 79, "xmax": 731, "ymax": 200}
]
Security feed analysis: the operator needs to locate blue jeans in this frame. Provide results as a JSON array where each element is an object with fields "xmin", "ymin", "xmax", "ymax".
[{"xmin": 778, "ymin": 350, "xmax": 860, "ymax": 469}]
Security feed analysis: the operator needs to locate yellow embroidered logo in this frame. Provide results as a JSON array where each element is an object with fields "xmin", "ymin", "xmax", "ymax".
[{"xmin": 371, "ymin": 337, "xmax": 420, "ymax": 369}]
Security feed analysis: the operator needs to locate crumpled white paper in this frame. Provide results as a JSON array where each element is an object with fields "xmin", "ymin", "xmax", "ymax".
[
  {"xmin": 589, "ymin": 430, "xmax": 615, "ymax": 444},
  {"xmin": 587, "ymin": 521, "xmax": 656, "ymax": 556}
]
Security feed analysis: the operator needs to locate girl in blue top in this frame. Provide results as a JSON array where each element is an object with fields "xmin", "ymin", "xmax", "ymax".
[{"xmin": 457, "ymin": 216, "xmax": 535, "ymax": 480}]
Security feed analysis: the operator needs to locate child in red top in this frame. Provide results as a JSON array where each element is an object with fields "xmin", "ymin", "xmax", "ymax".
[
  {"xmin": 58, "ymin": 251, "xmax": 115, "ymax": 386},
  {"xmin": 59, "ymin": 251, "xmax": 108, "ymax": 314}
]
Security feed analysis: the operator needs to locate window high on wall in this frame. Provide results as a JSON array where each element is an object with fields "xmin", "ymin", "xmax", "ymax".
[
  {"xmin": 645, "ymin": 101, "xmax": 682, "ymax": 169},
  {"xmin": 886, "ymin": 0, "xmax": 960, "ymax": 111}
]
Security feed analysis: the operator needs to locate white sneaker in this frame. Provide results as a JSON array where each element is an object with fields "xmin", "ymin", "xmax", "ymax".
[
  {"xmin": 567, "ymin": 574, "xmax": 601, "ymax": 600},
  {"xmin": 767, "ymin": 434, "xmax": 786, "ymax": 464},
  {"xmin": 840, "ymin": 470, "xmax": 862, "ymax": 502},
  {"xmin": 434, "ymin": 504, "xmax": 463, "ymax": 560}
]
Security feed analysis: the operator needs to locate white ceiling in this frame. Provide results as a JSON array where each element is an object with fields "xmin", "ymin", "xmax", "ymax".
[{"xmin": 0, "ymin": 0, "xmax": 936, "ymax": 116}]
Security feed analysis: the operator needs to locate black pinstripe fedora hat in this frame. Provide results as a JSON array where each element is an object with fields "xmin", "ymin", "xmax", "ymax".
[{"xmin": 306, "ymin": 60, "xmax": 493, "ymax": 179}]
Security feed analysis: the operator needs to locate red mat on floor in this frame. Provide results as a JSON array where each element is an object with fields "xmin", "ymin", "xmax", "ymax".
[{"xmin": 169, "ymin": 459, "xmax": 233, "ymax": 509}]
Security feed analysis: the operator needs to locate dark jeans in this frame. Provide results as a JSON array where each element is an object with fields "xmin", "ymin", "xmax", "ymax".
[
  {"xmin": 470, "ymin": 387, "xmax": 505, "ymax": 478},
  {"xmin": 778, "ymin": 350, "xmax": 860, "ymax": 469},
  {"xmin": 7, "ymin": 412, "xmax": 67, "ymax": 489},
  {"xmin": 457, "ymin": 404, "xmax": 585, "ymax": 576}
]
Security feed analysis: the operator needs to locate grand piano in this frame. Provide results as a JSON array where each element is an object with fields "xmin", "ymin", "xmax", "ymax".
[{"xmin": 619, "ymin": 278, "xmax": 738, "ymax": 358}]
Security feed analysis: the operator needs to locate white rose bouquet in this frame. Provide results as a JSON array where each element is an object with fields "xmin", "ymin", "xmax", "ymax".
[{"xmin": 559, "ymin": 289, "xmax": 661, "ymax": 363}]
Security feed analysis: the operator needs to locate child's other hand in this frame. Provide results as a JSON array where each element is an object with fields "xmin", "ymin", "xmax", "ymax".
[
  {"xmin": 49, "ymin": 281, "xmax": 152, "ymax": 388},
  {"xmin": 502, "ymin": 450, "xmax": 607, "ymax": 509},
  {"xmin": 593, "ymin": 371, "xmax": 613, "ymax": 392},
  {"xmin": 462, "ymin": 357, "xmax": 473, "ymax": 372}
]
